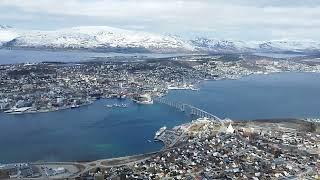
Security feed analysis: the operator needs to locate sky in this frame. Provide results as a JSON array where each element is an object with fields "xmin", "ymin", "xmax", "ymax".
[{"xmin": 0, "ymin": 0, "xmax": 319, "ymax": 41}]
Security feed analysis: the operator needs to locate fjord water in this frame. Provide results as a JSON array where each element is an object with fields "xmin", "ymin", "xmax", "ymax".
[
  {"xmin": 0, "ymin": 32, "xmax": 319, "ymax": 164},
  {"xmin": 165, "ymin": 72, "xmax": 320, "ymax": 120},
  {"xmin": 1, "ymin": 72, "xmax": 320, "ymax": 163},
  {"xmin": 0, "ymin": 49, "xmax": 183, "ymax": 64},
  {"xmin": 253, "ymin": 52, "xmax": 306, "ymax": 58},
  {"xmin": 0, "ymin": 100, "xmax": 192, "ymax": 163}
]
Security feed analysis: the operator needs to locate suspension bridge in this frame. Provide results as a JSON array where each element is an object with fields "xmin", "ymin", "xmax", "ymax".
[{"xmin": 154, "ymin": 98, "xmax": 224, "ymax": 123}]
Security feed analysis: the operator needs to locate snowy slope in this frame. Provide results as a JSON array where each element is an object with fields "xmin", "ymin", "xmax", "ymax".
[
  {"xmin": 258, "ymin": 40, "xmax": 320, "ymax": 52},
  {"xmin": 0, "ymin": 25, "xmax": 319, "ymax": 53},
  {"xmin": 190, "ymin": 37, "xmax": 256, "ymax": 52},
  {"xmin": 191, "ymin": 37, "xmax": 320, "ymax": 53},
  {"xmin": 0, "ymin": 26, "xmax": 18, "ymax": 45},
  {"xmin": 2, "ymin": 26, "xmax": 195, "ymax": 53}
]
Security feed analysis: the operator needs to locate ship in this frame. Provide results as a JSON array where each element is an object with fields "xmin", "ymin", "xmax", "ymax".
[
  {"xmin": 4, "ymin": 107, "xmax": 32, "ymax": 114},
  {"xmin": 105, "ymin": 103, "xmax": 128, "ymax": 108},
  {"xmin": 71, "ymin": 104, "xmax": 80, "ymax": 109},
  {"xmin": 132, "ymin": 94, "xmax": 153, "ymax": 105},
  {"xmin": 154, "ymin": 126, "xmax": 167, "ymax": 140}
]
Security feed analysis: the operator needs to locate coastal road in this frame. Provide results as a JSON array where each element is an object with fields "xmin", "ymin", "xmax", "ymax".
[
  {"xmin": 69, "ymin": 151, "xmax": 159, "ymax": 178},
  {"xmin": 27, "ymin": 152, "xmax": 158, "ymax": 179}
]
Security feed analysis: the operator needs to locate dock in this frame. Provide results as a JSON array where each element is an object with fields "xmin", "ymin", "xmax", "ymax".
[{"xmin": 154, "ymin": 129, "xmax": 183, "ymax": 148}]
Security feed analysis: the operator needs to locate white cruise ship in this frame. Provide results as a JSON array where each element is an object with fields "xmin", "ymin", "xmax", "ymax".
[{"xmin": 154, "ymin": 126, "xmax": 167, "ymax": 139}]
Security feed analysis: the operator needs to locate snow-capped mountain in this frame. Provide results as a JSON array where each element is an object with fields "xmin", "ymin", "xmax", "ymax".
[
  {"xmin": 258, "ymin": 40, "xmax": 320, "ymax": 53},
  {"xmin": 1, "ymin": 26, "xmax": 194, "ymax": 53},
  {"xmin": 191, "ymin": 37, "xmax": 320, "ymax": 53},
  {"xmin": 0, "ymin": 25, "xmax": 319, "ymax": 53},
  {"xmin": 190, "ymin": 37, "xmax": 257, "ymax": 52},
  {"xmin": 0, "ymin": 25, "xmax": 17, "ymax": 45}
]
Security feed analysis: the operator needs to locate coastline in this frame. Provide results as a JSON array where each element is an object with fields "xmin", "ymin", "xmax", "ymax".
[
  {"xmin": 2, "ymin": 101, "xmax": 94, "ymax": 115},
  {"xmin": 2, "ymin": 70, "xmax": 320, "ymax": 116},
  {"xmin": 1, "ymin": 72, "xmax": 318, "ymax": 167},
  {"xmin": 1, "ymin": 118, "xmax": 318, "ymax": 179},
  {"xmin": 94, "ymin": 117, "xmax": 320, "ymax": 161}
]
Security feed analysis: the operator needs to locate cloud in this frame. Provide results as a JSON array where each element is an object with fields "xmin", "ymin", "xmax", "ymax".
[{"xmin": 0, "ymin": 0, "xmax": 319, "ymax": 40}]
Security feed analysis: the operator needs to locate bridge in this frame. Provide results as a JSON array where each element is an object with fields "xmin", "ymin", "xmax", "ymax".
[{"xmin": 154, "ymin": 98, "xmax": 224, "ymax": 123}]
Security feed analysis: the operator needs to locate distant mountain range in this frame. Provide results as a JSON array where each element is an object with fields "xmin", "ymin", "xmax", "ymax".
[{"xmin": 1, "ymin": 25, "xmax": 319, "ymax": 54}]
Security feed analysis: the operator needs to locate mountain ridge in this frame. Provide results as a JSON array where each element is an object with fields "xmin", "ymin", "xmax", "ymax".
[{"xmin": 1, "ymin": 25, "xmax": 319, "ymax": 54}]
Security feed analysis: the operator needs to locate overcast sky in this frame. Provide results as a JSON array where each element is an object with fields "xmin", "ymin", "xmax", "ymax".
[{"xmin": 0, "ymin": 0, "xmax": 319, "ymax": 40}]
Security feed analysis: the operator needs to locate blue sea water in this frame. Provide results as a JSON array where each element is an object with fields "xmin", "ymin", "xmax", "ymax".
[
  {"xmin": 164, "ymin": 72, "xmax": 320, "ymax": 120},
  {"xmin": 0, "ymin": 99, "xmax": 191, "ymax": 163},
  {"xmin": 0, "ymin": 73, "xmax": 320, "ymax": 163},
  {"xmin": 253, "ymin": 52, "xmax": 306, "ymax": 58},
  {"xmin": 0, "ymin": 49, "xmax": 184, "ymax": 64},
  {"xmin": 0, "ymin": 49, "xmax": 320, "ymax": 163}
]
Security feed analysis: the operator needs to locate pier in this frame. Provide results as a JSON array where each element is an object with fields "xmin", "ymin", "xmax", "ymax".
[
  {"xmin": 155, "ymin": 129, "xmax": 182, "ymax": 148},
  {"xmin": 154, "ymin": 98, "xmax": 224, "ymax": 123}
]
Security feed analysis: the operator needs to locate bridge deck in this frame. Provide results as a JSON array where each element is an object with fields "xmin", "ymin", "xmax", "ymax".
[{"xmin": 154, "ymin": 98, "xmax": 223, "ymax": 123}]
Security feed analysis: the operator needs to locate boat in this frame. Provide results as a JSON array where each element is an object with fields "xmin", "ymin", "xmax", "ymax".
[
  {"xmin": 121, "ymin": 103, "xmax": 128, "ymax": 108},
  {"xmin": 154, "ymin": 126, "xmax": 167, "ymax": 139},
  {"xmin": 133, "ymin": 94, "xmax": 153, "ymax": 105},
  {"xmin": 4, "ymin": 107, "xmax": 32, "ymax": 114},
  {"xmin": 190, "ymin": 87, "xmax": 200, "ymax": 91},
  {"xmin": 71, "ymin": 104, "xmax": 80, "ymax": 109},
  {"xmin": 105, "ymin": 103, "xmax": 128, "ymax": 108}
]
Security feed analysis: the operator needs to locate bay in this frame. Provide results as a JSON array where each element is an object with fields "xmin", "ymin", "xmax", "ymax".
[
  {"xmin": 0, "ymin": 49, "xmax": 184, "ymax": 64},
  {"xmin": 165, "ymin": 72, "xmax": 320, "ymax": 120},
  {"xmin": 1, "ymin": 71, "xmax": 320, "ymax": 163}
]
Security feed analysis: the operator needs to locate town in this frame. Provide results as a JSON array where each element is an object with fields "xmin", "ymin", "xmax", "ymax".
[
  {"xmin": 2, "ymin": 1, "xmax": 320, "ymax": 179},
  {"xmin": 1, "ymin": 54, "xmax": 320, "ymax": 114},
  {"xmin": 1, "ymin": 118, "xmax": 319, "ymax": 179},
  {"xmin": 79, "ymin": 118, "xmax": 320, "ymax": 180},
  {"xmin": 0, "ymin": 54, "xmax": 320, "ymax": 179}
]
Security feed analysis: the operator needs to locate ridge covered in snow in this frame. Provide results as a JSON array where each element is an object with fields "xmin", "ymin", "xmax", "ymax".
[
  {"xmin": 0, "ymin": 25, "xmax": 17, "ymax": 45},
  {"xmin": 0, "ymin": 25, "xmax": 319, "ymax": 53},
  {"xmin": 1, "ymin": 26, "xmax": 194, "ymax": 53},
  {"xmin": 191, "ymin": 37, "xmax": 320, "ymax": 53}
]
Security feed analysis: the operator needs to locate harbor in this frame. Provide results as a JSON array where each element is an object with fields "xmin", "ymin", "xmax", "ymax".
[
  {"xmin": 1, "ymin": 118, "xmax": 318, "ymax": 179},
  {"xmin": 0, "ymin": 98, "xmax": 191, "ymax": 163},
  {"xmin": 1, "ymin": 73, "xmax": 320, "ymax": 164}
]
